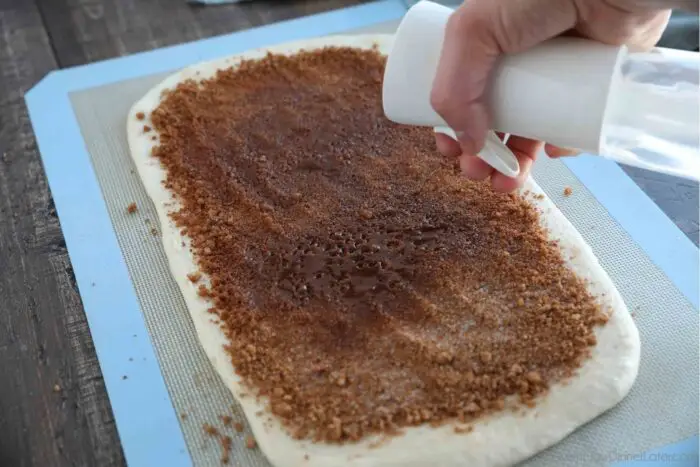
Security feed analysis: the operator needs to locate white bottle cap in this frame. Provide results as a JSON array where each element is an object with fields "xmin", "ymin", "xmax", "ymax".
[{"xmin": 383, "ymin": 0, "xmax": 627, "ymax": 177}]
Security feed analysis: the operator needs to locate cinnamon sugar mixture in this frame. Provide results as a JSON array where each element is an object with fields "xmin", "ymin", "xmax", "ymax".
[{"xmin": 149, "ymin": 47, "xmax": 608, "ymax": 443}]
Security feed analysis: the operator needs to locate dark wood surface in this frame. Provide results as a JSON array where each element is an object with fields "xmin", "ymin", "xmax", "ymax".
[
  {"xmin": 0, "ymin": 2, "xmax": 125, "ymax": 466},
  {"xmin": 0, "ymin": 1, "xmax": 697, "ymax": 467}
]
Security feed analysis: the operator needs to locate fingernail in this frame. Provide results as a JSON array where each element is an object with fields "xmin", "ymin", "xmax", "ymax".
[{"xmin": 545, "ymin": 144, "xmax": 580, "ymax": 158}]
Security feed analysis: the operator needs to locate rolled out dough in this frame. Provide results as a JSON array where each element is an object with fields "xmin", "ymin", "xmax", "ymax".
[{"xmin": 126, "ymin": 34, "xmax": 640, "ymax": 467}]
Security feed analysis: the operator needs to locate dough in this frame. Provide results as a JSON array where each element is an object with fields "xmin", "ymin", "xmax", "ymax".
[{"xmin": 126, "ymin": 34, "xmax": 640, "ymax": 467}]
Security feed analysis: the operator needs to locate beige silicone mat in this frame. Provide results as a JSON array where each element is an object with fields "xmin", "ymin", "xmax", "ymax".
[{"xmin": 69, "ymin": 21, "xmax": 698, "ymax": 467}]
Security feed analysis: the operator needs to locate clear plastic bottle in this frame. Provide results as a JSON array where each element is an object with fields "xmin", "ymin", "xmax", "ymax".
[{"xmin": 602, "ymin": 48, "xmax": 700, "ymax": 180}]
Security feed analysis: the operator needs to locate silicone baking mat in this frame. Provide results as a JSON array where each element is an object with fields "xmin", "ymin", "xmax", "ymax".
[{"xmin": 25, "ymin": 1, "xmax": 699, "ymax": 466}]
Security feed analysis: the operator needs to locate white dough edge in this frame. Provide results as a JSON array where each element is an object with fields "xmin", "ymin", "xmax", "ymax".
[{"xmin": 126, "ymin": 34, "xmax": 641, "ymax": 467}]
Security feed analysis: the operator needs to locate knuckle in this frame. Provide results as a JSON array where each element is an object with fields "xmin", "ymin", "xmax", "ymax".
[{"xmin": 429, "ymin": 86, "xmax": 451, "ymax": 116}]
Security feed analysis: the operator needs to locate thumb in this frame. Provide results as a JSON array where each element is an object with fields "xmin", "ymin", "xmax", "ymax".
[{"xmin": 430, "ymin": 0, "xmax": 577, "ymax": 154}]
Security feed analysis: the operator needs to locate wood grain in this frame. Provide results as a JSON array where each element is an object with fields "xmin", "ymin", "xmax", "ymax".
[
  {"xmin": 0, "ymin": 1, "xmax": 125, "ymax": 466},
  {"xmin": 35, "ymin": 0, "xmax": 371, "ymax": 68}
]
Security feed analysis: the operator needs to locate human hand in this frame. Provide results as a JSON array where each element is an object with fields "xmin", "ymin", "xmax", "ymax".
[{"xmin": 430, "ymin": 0, "xmax": 675, "ymax": 192}]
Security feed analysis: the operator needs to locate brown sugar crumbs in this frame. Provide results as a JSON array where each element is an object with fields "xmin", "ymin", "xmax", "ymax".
[
  {"xmin": 127, "ymin": 202, "xmax": 137, "ymax": 214},
  {"xmin": 203, "ymin": 423, "xmax": 219, "ymax": 437},
  {"xmin": 203, "ymin": 423, "xmax": 232, "ymax": 464},
  {"xmin": 220, "ymin": 435, "xmax": 233, "ymax": 464},
  {"xmin": 187, "ymin": 271, "xmax": 202, "ymax": 283},
  {"xmin": 453, "ymin": 425, "xmax": 473, "ymax": 434},
  {"xmin": 245, "ymin": 435, "xmax": 257, "ymax": 449},
  {"xmin": 149, "ymin": 47, "xmax": 609, "ymax": 444},
  {"xmin": 135, "ymin": 112, "xmax": 145, "ymax": 120}
]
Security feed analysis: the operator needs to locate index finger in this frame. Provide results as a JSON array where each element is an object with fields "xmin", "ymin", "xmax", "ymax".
[{"xmin": 430, "ymin": 4, "xmax": 499, "ymax": 154}]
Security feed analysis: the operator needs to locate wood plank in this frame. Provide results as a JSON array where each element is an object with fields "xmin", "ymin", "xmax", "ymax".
[
  {"xmin": 0, "ymin": 1, "xmax": 124, "ymax": 466},
  {"xmin": 36, "ymin": 0, "xmax": 371, "ymax": 68}
]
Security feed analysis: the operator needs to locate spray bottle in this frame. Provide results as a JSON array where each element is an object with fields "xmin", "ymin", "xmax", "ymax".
[{"xmin": 382, "ymin": 1, "xmax": 700, "ymax": 181}]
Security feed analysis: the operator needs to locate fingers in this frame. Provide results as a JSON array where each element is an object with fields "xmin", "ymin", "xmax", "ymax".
[
  {"xmin": 452, "ymin": 135, "xmax": 542, "ymax": 192},
  {"xmin": 491, "ymin": 150, "xmax": 536, "ymax": 192},
  {"xmin": 450, "ymin": 140, "xmax": 576, "ymax": 189},
  {"xmin": 491, "ymin": 136, "xmax": 543, "ymax": 192},
  {"xmin": 430, "ymin": 3, "xmax": 499, "ymax": 155},
  {"xmin": 507, "ymin": 135, "xmax": 543, "ymax": 160},
  {"xmin": 459, "ymin": 155, "xmax": 494, "ymax": 181},
  {"xmin": 434, "ymin": 131, "xmax": 494, "ymax": 181},
  {"xmin": 430, "ymin": 0, "xmax": 577, "ymax": 156}
]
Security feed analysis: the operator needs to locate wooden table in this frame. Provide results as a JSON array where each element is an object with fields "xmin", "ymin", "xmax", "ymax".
[{"xmin": 0, "ymin": 1, "xmax": 696, "ymax": 466}]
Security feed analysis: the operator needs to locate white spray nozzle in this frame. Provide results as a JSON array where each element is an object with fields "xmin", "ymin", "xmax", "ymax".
[{"xmin": 434, "ymin": 127, "xmax": 520, "ymax": 178}]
